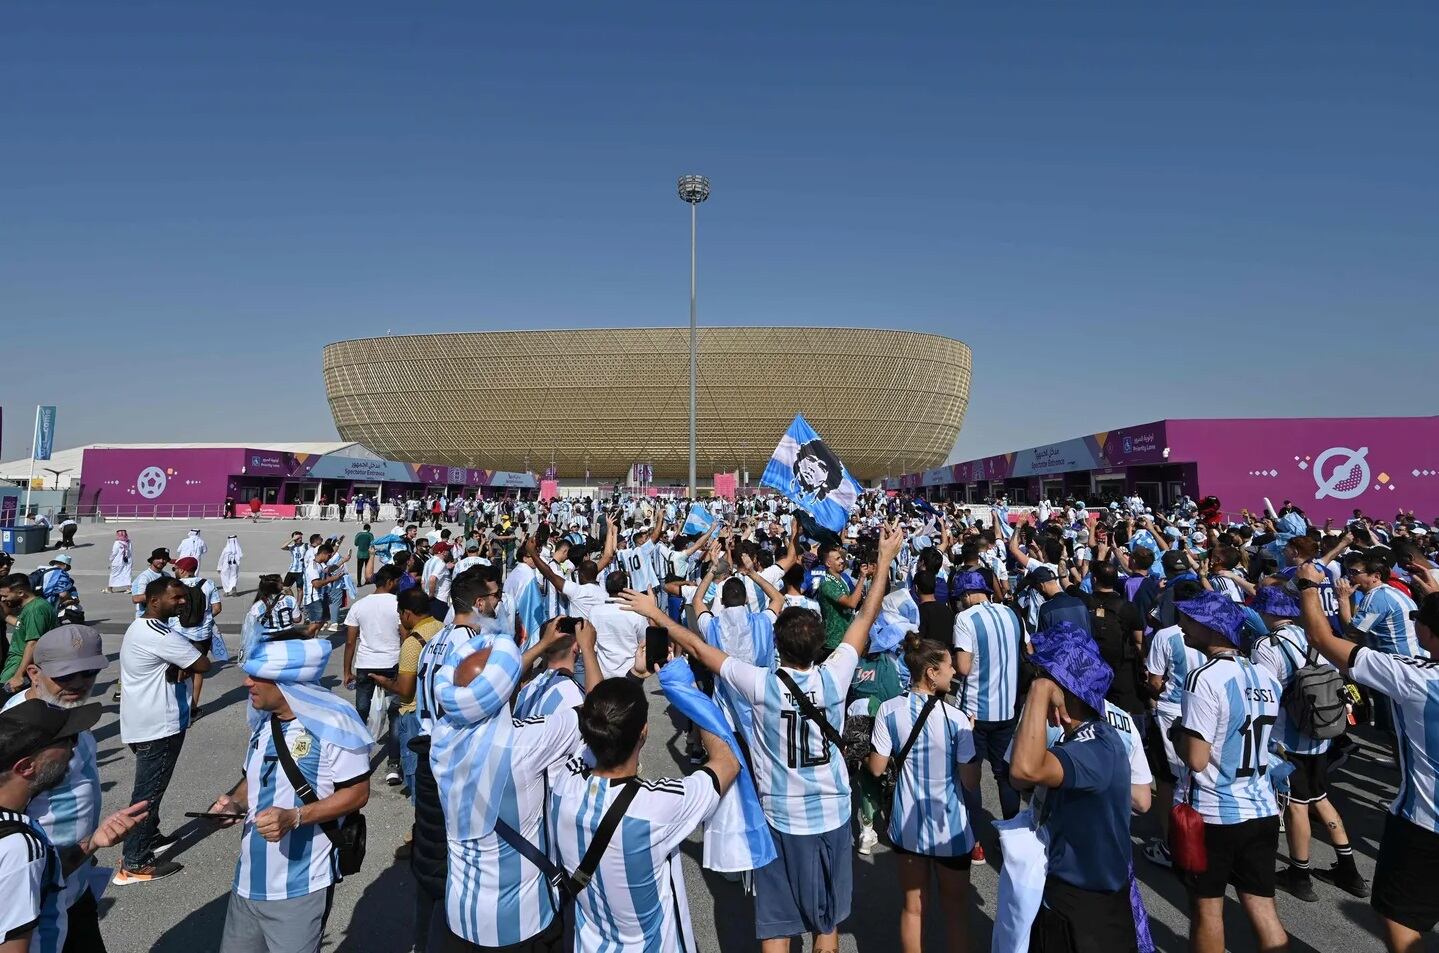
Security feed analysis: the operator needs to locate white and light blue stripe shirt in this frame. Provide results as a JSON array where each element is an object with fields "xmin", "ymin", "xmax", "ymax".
[
  {"xmin": 550, "ymin": 761, "xmax": 723, "ymax": 953},
  {"xmin": 232, "ymin": 718, "xmax": 370, "ymax": 901},
  {"xmin": 717, "ymin": 643, "xmax": 859, "ymax": 835},
  {"xmin": 1146, "ymin": 624, "xmax": 1204, "ymax": 717},
  {"xmin": 1, "ymin": 693, "xmax": 100, "ymax": 920},
  {"xmin": 871, "ymin": 692, "xmax": 976, "ymax": 856},
  {"xmin": 1251, "ymin": 623, "xmax": 1332, "ymax": 756},
  {"xmin": 951, "ymin": 602, "xmax": 1025, "ymax": 723},
  {"xmin": 439, "ymin": 710, "xmax": 582, "ymax": 948},
  {"xmin": 1181, "ymin": 655, "xmax": 1282, "ymax": 824},
  {"xmin": 1354, "ymin": 584, "xmax": 1423, "ymax": 658},
  {"xmin": 1349, "ymin": 648, "xmax": 1439, "ymax": 833},
  {"xmin": 415, "ymin": 623, "xmax": 465, "ymax": 737},
  {"xmin": 513, "ymin": 669, "xmax": 586, "ymax": 720}
]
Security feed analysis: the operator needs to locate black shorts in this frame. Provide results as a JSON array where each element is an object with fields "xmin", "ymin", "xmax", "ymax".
[
  {"xmin": 1284, "ymin": 751, "xmax": 1329, "ymax": 805},
  {"xmin": 890, "ymin": 842, "xmax": 972, "ymax": 872},
  {"xmin": 283, "ymin": 571, "xmax": 302, "ymax": 587},
  {"xmin": 1030, "ymin": 876, "xmax": 1137, "ymax": 953},
  {"xmin": 1373, "ymin": 813, "xmax": 1439, "ymax": 934},
  {"xmin": 1187, "ymin": 815, "xmax": 1280, "ymax": 899}
]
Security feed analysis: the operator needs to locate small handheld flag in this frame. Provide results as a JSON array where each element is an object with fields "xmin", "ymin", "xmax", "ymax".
[
  {"xmin": 682, "ymin": 504, "xmax": 717, "ymax": 536},
  {"xmin": 760, "ymin": 415, "xmax": 859, "ymax": 534}
]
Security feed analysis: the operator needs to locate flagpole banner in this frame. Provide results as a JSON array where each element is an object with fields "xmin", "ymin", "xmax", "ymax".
[
  {"xmin": 33, "ymin": 406, "xmax": 57, "ymax": 462},
  {"xmin": 760, "ymin": 415, "xmax": 860, "ymax": 533}
]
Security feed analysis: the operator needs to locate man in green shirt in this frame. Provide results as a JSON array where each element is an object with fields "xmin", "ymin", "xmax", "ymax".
[
  {"xmin": 354, "ymin": 523, "xmax": 375, "ymax": 584},
  {"xmin": 815, "ymin": 543, "xmax": 869, "ymax": 652},
  {"xmin": 0, "ymin": 573, "xmax": 60, "ymax": 691}
]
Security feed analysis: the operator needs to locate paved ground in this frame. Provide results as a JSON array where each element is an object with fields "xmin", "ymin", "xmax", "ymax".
[{"xmin": 24, "ymin": 518, "xmax": 1399, "ymax": 951}]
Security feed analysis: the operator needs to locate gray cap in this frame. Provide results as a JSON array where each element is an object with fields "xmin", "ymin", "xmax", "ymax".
[{"xmin": 33, "ymin": 625, "xmax": 107, "ymax": 678}]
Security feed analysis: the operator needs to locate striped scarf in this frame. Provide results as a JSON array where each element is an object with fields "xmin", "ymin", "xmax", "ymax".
[{"xmin": 242, "ymin": 638, "xmax": 371, "ymax": 751}]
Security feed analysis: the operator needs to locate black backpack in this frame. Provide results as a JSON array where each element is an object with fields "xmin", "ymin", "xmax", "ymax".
[
  {"xmin": 26, "ymin": 567, "xmax": 46, "ymax": 591},
  {"xmin": 177, "ymin": 581, "xmax": 208, "ymax": 628},
  {"xmin": 1090, "ymin": 593, "xmax": 1146, "ymax": 715}
]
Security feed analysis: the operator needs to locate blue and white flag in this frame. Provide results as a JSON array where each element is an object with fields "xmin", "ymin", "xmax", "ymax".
[
  {"xmin": 682, "ymin": 504, "xmax": 716, "ymax": 536},
  {"xmin": 658, "ymin": 658, "xmax": 776, "ymax": 873},
  {"xmin": 760, "ymin": 415, "xmax": 859, "ymax": 534},
  {"xmin": 513, "ymin": 577, "xmax": 550, "ymax": 651},
  {"xmin": 242, "ymin": 638, "xmax": 372, "ymax": 751}
]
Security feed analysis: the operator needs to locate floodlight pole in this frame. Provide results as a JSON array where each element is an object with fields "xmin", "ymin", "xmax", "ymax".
[{"xmin": 678, "ymin": 174, "xmax": 710, "ymax": 498}]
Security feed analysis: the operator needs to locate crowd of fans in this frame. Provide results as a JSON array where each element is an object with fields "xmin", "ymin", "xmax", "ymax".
[{"xmin": 0, "ymin": 489, "xmax": 1437, "ymax": 953}]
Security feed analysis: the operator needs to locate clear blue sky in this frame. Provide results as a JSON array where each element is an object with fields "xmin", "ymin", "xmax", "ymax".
[{"xmin": 3, "ymin": 2, "xmax": 1435, "ymax": 469}]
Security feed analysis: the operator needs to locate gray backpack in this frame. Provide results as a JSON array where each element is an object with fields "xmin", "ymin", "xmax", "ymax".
[{"xmin": 1267, "ymin": 633, "xmax": 1348, "ymax": 740}]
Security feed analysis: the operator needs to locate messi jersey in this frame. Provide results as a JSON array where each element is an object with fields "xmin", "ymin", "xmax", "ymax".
[
  {"xmin": 1181, "ymin": 655, "xmax": 1283, "ymax": 824},
  {"xmin": 1250, "ymin": 623, "xmax": 1332, "ymax": 756}
]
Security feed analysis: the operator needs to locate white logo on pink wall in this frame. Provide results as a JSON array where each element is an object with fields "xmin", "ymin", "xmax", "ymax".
[
  {"xmin": 1312, "ymin": 447, "xmax": 1371, "ymax": 501},
  {"xmin": 135, "ymin": 467, "xmax": 168, "ymax": 499}
]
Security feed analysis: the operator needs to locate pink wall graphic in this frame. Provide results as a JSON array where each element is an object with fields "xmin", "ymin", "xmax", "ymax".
[{"xmin": 1166, "ymin": 418, "xmax": 1439, "ymax": 523}]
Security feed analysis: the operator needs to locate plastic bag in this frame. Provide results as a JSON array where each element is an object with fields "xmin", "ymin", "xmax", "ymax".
[
  {"xmin": 992, "ymin": 808, "xmax": 1048, "ymax": 953},
  {"xmin": 365, "ymin": 687, "xmax": 388, "ymax": 753}
]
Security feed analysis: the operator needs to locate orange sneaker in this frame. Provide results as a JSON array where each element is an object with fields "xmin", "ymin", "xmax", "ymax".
[
  {"xmin": 970, "ymin": 843, "xmax": 985, "ymax": 863},
  {"xmin": 112, "ymin": 860, "xmax": 183, "ymax": 885}
]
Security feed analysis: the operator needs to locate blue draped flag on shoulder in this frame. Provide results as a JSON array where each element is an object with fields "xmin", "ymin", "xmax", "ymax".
[
  {"xmin": 682, "ymin": 504, "xmax": 716, "ymax": 536},
  {"xmin": 760, "ymin": 415, "xmax": 860, "ymax": 535},
  {"xmin": 658, "ymin": 658, "xmax": 776, "ymax": 873}
]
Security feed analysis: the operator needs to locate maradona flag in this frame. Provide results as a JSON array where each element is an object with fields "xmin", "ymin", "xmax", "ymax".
[{"xmin": 760, "ymin": 415, "xmax": 860, "ymax": 534}]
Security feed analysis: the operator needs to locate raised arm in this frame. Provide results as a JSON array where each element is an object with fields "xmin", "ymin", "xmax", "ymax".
[
  {"xmin": 618, "ymin": 588, "xmax": 729, "ymax": 676},
  {"xmin": 1296, "ymin": 563, "xmax": 1359, "ymax": 676},
  {"xmin": 841, "ymin": 526, "xmax": 903, "ymax": 657},
  {"xmin": 775, "ymin": 529, "xmax": 800, "ymax": 572},
  {"xmin": 691, "ymin": 544, "xmax": 721, "ymax": 619},
  {"xmin": 593, "ymin": 515, "xmax": 619, "ymax": 572},
  {"xmin": 747, "ymin": 566, "xmax": 785, "ymax": 617},
  {"xmin": 525, "ymin": 539, "xmax": 568, "ymax": 591}
]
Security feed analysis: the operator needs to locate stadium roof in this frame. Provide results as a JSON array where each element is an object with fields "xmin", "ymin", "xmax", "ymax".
[{"xmin": 0, "ymin": 442, "xmax": 359, "ymax": 486}]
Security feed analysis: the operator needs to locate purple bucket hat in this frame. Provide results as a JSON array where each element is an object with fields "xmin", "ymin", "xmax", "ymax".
[
  {"xmin": 1028, "ymin": 620, "xmax": 1112, "ymax": 714},
  {"xmin": 952, "ymin": 570, "xmax": 991, "ymax": 595},
  {"xmin": 1176, "ymin": 590, "xmax": 1246, "ymax": 646},
  {"xmin": 1252, "ymin": 585, "xmax": 1301, "ymax": 618}
]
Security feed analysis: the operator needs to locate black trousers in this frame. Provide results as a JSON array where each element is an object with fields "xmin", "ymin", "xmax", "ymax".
[{"xmin": 64, "ymin": 886, "xmax": 105, "ymax": 953}]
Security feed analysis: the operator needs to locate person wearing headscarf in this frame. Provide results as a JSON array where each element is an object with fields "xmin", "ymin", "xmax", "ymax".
[
  {"xmin": 1009, "ymin": 619, "xmax": 1141, "ymax": 953},
  {"xmin": 207, "ymin": 635, "xmax": 370, "ymax": 953},
  {"xmin": 176, "ymin": 529, "xmax": 207, "ymax": 573},
  {"xmin": 218, "ymin": 536, "xmax": 244, "ymax": 596},
  {"xmin": 107, "ymin": 530, "xmax": 132, "ymax": 592}
]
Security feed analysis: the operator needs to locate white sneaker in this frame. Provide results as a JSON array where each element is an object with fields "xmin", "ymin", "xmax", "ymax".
[{"xmin": 857, "ymin": 823, "xmax": 879, "ymax": 856}]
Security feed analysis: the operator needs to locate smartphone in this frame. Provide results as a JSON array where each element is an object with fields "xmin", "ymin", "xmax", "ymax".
[
  {"xmin": 645, "ymin": 626, "xmax": 671, "ymax": 671},
  {"xmin": 557, "ymin": 616, "xmax": 580, "ymax": 635},
  {"xmin": 185, "ymin": 811, "xmax": 246, "ymax": 820}
]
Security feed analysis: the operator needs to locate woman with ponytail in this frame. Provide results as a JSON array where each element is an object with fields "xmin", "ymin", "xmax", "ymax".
[{"xmin": 867, "ymin": 635, "xmax": 980, "ymax": 953}]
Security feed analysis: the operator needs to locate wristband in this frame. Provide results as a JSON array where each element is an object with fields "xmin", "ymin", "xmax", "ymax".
[{"xmin": 1294, "ymin": 579, "xmax": 1318, "ymax": 591}]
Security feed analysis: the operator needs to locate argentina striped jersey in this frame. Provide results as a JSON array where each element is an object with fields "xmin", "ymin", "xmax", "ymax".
[
  {"xmin": 716, "ymin": 643, "xmax": 858, "ymax": 835},
  {"xmin": 1145, "ymin": 624, "xmax": 1204, "ymax": 717},
  {"xmin": 550, "ymin": 762, "xmax": 723, "ymax": 953},
  {"xmin": 1349, "ymin": 648, "xmax": 1439, "ymax": 833},
  {"xmin": 1354, "ymin": 584, "xmax": 1423, "ymax": 658},
  {"xmin": 952, "ymin": 602, "xmax": 1025, "ymax": 722},
  {"xmin": 513, "ymin": 669, "xmax": 586, "ymax": 719},
  {"xmin": 0, "ymin": 810, "xmax": 65, "ymax": 953},
  {"xmin": 232, "ymin": 719, "xmax": 370, "ymax": 900},
  {"xmin": 440, "ymin": 710, "xmax": 583, "ymax": 948},
  {"xmin": 871, "ymin": 692, "xmax": 976, "ymax": 856},
  {"xmin": 1180, "ymin": 655, "xmax": 1282, "ymax": 824}
]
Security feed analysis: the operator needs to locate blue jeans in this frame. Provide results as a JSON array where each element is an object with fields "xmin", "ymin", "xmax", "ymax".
[
  {"xmin": 300, "ymin": 590, "xmax": 339, "ymax": 627},
  {"xmin": 395, "ymin": 711, "xmax": 421, "ymax": 804},
  {"xmin": 964, "ymin": 717, "xmax": 1021, "ymax": 825},
  {"xmin": 124, "ymin": 731, "xmax": 187, "ymax": 868},
  {"xmin": 353, "ymin": 668, "xmax": 399, "ymax": 767}
]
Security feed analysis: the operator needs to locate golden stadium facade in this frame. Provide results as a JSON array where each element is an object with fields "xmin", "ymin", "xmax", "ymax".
[{"xmin": 322, "ymin": 327, "xmax": 971, "ymax": 483}]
